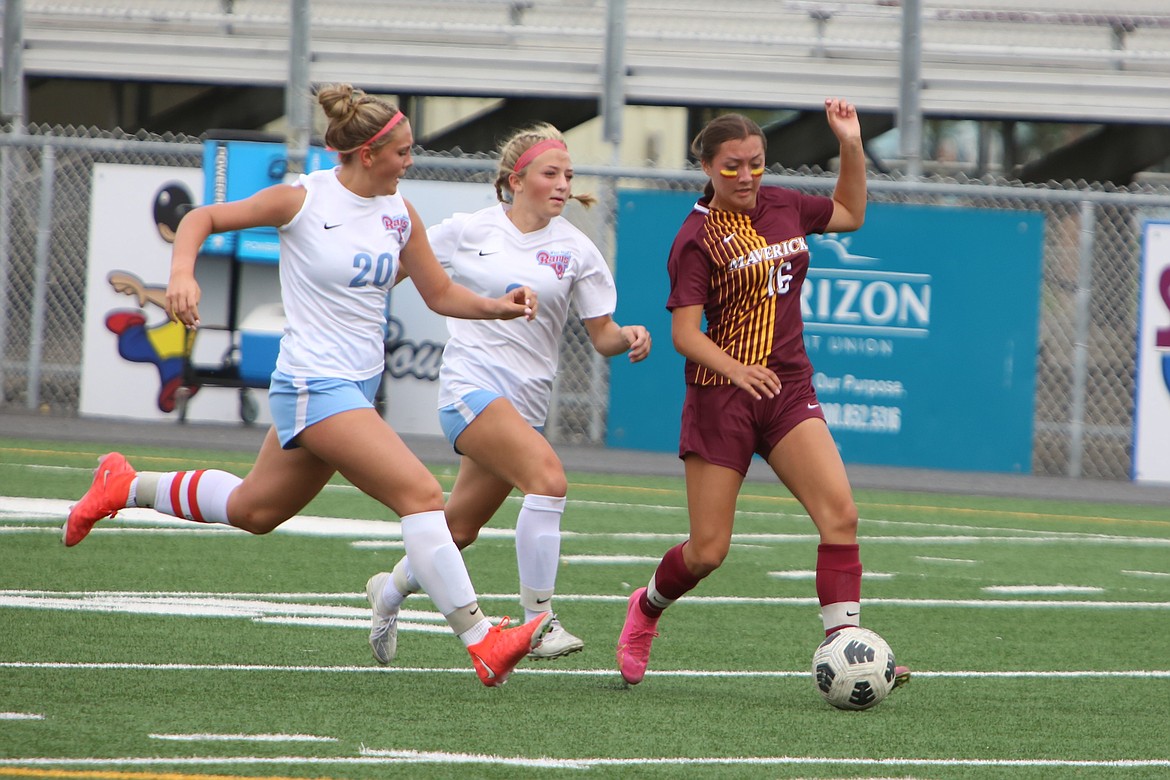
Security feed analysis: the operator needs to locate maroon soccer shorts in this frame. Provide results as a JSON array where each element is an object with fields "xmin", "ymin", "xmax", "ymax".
[{"xmin": 678, "ymin": 375, "xmax": 826, "ymax": 475}]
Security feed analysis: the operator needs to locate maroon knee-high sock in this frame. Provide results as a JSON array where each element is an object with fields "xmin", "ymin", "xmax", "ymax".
[
  {"xmin": 640, "ymin": 542, "xmax": 704, "ymax": 617},
  {"xmin": 816, "ymin": 543, "xmax": 862, "ymax": 635}
]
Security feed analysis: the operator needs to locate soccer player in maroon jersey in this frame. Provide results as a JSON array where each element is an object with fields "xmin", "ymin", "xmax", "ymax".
[{"xmin": 616, "ymin": 98, "xmax": 909, "ymax": 689}]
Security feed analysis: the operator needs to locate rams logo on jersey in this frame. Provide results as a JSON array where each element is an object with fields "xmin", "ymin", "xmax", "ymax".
[
  {"xmin": 537, "ymin": 249, "xmax": 572, "ymax": 280},
  {"xmin": 382, "ymin": 213, "xmax": 409, "ymax": 240}
]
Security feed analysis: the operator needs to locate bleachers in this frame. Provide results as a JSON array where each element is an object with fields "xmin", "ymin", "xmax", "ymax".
[{"xmin": 17, "ymin": 0, "xmax": 1170, "ymax": 123}]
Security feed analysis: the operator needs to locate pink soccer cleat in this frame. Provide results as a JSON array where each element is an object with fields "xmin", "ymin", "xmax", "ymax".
[
  {"xmin": 63, "ymin": 452, "xmax": 136, "ymax": 547},
  {"xmin": 616, "ymin": 587, "xmax": 660, "ymax": 685}
]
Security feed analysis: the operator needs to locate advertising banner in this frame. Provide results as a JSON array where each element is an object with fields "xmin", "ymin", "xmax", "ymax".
[
  {"xmin": 1133, "ymin": 221, "xmax": 1170, "ymax": 484},
  {"xmin": 82, "ymin": 164, "xmax": 497, "ymax": 433},
  {"xmin": 609, "ymin": 191, "xmax": 1045, "ymax": 473},
  {"xmin": 80, "ymin": 163, "xmax": 277, "ymax": 425}
]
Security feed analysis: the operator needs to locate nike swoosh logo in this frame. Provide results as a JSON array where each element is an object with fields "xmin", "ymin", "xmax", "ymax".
[
  {"xmin": 535, "ymin": 597, "xmax": 551, "ymax": 604},
  {"xmin": 845, "ymin": 611, "xmax": 859, "ymax": 617},
  {"xmin": 470, "ymin": 651, "xmax": 496, "ymax": 680},
  {"xmin": 722, "ymin": 233, "xmax": 736, "ymax": 244},
  {"xmin": 478, "ymin": 249, "xmax": 499, "ymax": 256},
  {"xmin": 469, "ymin": 607, "xmax": 480, "ymax": 616},
  {"xmin": 323, "ymin": 223, "xmax": 341, "ymax": 230},
  {"xmin": 807, "ymin": 403, "xmax": 820, "ymax": 409}
]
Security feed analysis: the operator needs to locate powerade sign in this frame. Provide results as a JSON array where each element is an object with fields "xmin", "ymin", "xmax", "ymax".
[{"xmin": 608, "ymin": 192, "xmax": 1045, "ymax": 473}]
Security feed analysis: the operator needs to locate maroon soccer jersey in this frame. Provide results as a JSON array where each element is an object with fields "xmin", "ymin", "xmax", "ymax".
[{"xmin": 666, "ymin": 186, "xmax": 834, "ymax": 386}]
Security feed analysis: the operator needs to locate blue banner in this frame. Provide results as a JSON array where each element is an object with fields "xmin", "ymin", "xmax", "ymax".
[{"xmin": 608, "ymin": 190, "xmax": 1045, "ymax": 473}]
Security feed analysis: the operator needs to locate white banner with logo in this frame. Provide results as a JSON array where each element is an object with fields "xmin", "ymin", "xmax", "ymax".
[
  {"xmin": 1133, "ymin": 220, "xmax": 1170, "ymax": 484},
  {"xmin": 82, "ymin": 165, "xmax": 496, "ymax": 435},
  {"xmin": 80, "ymin": 164, "xmax": 278, "ymax": 425}
]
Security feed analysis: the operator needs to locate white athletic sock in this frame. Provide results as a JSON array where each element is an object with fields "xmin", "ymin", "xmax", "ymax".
[
  {"xmin": 516, "ymin": 493, "xmax": 566, "ymax": 621},
  {"xmin": 457, "ymin": 617, "xmax": 491, "ymax": 647},
  {"xmin": 400, "ymin": 510, "xmax": 480, "ymax": 635},
  {"xmin": 381, "ymin": 556, "xmax": 421, "ymax": 610},
  {"xmin": 140, "ymin": 470, "xmax": 240, "ymax": 525}
]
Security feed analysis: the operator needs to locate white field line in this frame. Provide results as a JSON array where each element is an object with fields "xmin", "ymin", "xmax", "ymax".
[
  {"xmin": 148, "ymin": 733, "xmax": 338, "ymax": 742},
  {"xmin": 2, "ymin": 661, "xmax": 1169, "ymax": 679},
  {"xmin": 769, "ymin": 570, "xmax": 895, "ymax": 580},
  {"xmin": 983, "ymin": 585, "xmax": 1105, "ymax": 594},
  {"xmin": 4, "ymin": 495, "xmax": 1167, "ymax": 546},
  {"xmin": 0, "ymin": 712, "xmax": 43, "ymax": 720},
  {"xmin": 561, "ymin": 554, "xmax": 663, "ymax": 564},
  {"xmin": 4, "ymin": 590, "xmax": 1170, "ymax": 616},
  {"xmin": 0, "ymin": 751, "xmax": 1168, "ymax": 771},
  {"xmin": 916, "ymin": 556, "xmax": 979, "ymax": 564},
  {"xmin": 1123, "ymin": 569, "xmax": 1170, "ymax": 578},
  {"xmin": 8, "ymin": 522, "xmax": 1170, "ymax": 547}
]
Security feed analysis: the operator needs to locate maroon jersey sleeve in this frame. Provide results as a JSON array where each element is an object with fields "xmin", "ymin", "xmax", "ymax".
[
  {"xmin": 796, "ymin": 190, "xmax": 835, "ymax": 235},
  {"xmin": 666, "ymin": 209, "xmax": 710, "ymax": 311}
]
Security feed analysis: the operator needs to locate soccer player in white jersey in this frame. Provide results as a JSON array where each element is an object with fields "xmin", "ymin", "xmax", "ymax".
[
  {"xmin": 365, "ymin": 124, "xmax": 651, "ymax": 664},
  {"xmin": 63, "ymin": 84, "xmax": 554, "ymax": 688}
]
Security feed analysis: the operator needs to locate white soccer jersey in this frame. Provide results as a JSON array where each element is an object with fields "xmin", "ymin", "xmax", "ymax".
[
  {"xmin": 275, "ymin": 168, "xmax": 410, "ymax": 381},
  {"xmin": 431, "ymin": 204, "xmax": 617, "ymax": 426}
]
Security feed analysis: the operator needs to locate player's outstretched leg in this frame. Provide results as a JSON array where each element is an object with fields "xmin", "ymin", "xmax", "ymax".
[
  {"xmin": 467, "ymin": 612, "xmax": 553, "ymax": 687},
  {"xmin": 63, "ymin": 452, "xmax": 137, "ymax": 547},
  {"xmin": 616, "ymin": 587, "xmax": 660, "ymax": 685}
]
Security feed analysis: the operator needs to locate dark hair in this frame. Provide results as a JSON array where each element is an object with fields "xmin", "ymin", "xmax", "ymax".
[
  {"xmin": 315, "ymin": 83, "xmax": 404, "ymax": 159},
  {"xmin": 493, "ymin": 123, "xmax": 596, "ymax": 208},
  {"xmin": 690, "ymin": 113, "xmax": 767, "ymax": 199}
]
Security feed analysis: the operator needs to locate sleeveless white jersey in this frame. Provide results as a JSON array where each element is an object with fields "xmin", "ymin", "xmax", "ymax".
[
  {"xmin": 275, "ymin": 168, "xmax": 409, "ymax": 381},
  {"xmin": 432, "ymin": 204, "xmax": 617, "ymax": 426}
]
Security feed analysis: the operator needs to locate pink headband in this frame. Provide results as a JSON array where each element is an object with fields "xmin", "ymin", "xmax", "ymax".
[
  {"xmin": 513, "ymin": 138, "xmax": 567, "ymax": 172},
  {"xmin": 360, "ymin": 111, "xmax": 406, "ymax": 150},
  {"xmin": 325, "ymin": 111, "xmax": 406, "ymax": 154}
]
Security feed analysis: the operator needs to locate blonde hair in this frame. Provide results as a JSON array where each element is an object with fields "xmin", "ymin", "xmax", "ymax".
[
  {"xmin": 315, "ymin": 84, "xmax": 405, "ymax": 159},
  {"xmin": 494, "ymin": 123, "xmax": 596, "ymax": 208}
]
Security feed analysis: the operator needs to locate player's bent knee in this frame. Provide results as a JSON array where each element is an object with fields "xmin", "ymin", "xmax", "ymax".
[
  {"xmin": 398, "ymin": 481, "xmax": 446, "ymax": 516},
  {"xmin": 231, "ymin": 511, "xmax": 289, "ymax": 535},
  {"xmin": 449, "ymin": 526, "xmax": 480, "ymax": 549},
  {"xmin": 521, "ymin": 459, "xmax": 567, "ymax": 498},
  {"xmin": 687, "ymin": 544, "xmax": 729, "ymax": 577}
]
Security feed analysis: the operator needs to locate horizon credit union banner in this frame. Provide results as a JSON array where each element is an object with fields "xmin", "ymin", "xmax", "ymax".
[{"xmin": 608, "ymin": 193, "xmax": 1045, "ymax": 473}]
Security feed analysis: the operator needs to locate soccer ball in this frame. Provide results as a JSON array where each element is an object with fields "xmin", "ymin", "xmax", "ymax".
[{"xmin": 811, "ymin": 626, "xmax": 896, "ymax": 710}]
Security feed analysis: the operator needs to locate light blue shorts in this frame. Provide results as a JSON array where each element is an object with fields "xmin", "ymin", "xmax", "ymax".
[
  {"xmin": 269, "ymin": 370, "xmax": 382, "ymax": 449},
  {"xmin": 438, "ymin": 389, "xmax": 503, "ymax": 453},
  {"xmin": 438, "ymin": 389, "xmax": 547, "ymax": 453}
]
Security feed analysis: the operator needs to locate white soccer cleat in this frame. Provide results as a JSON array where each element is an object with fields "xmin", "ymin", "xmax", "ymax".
[
  {"xmin": 365, "ymin": 572, "xmax": 399, "ymax": 665},
  {"xmin": 527, "ymin": 615, "xmax": 584, "ymax": 660}
]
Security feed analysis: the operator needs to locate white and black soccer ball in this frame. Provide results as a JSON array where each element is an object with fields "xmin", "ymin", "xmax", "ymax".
[{"xmin": 811, "ymin": 626, "xmax": 896, "ymax": 710}]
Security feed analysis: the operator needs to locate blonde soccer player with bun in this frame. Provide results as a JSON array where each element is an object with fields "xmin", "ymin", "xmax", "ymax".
[{"xmin": 64, "ymin": 83, "xmax": 552, "ymax": 688}]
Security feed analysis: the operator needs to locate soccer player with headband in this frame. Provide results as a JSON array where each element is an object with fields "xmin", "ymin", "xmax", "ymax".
[
  {"xmin": 365, "ymin": 123, "xmax": 651, "ymax": 665},
  {"xmin": 615, "ymin": 98, "xmax": 910, "ymax": 691},
  {"xmin": 64, "ymin": 83, "xmax": 555, "ymax": 688}
]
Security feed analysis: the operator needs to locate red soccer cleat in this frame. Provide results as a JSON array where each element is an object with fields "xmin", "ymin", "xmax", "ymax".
[
  {"xmin": 467, "ymin": 613, "xmax": 553, "ymax": 687},
  {"xmin": 63, "ymin": 452, "xmax": 136, "ymax": 547}
]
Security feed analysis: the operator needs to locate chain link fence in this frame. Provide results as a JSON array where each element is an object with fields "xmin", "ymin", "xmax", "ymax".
[{"xmin": 2, "ymin": 126, "xmax": 1169, "ymax": 480}]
